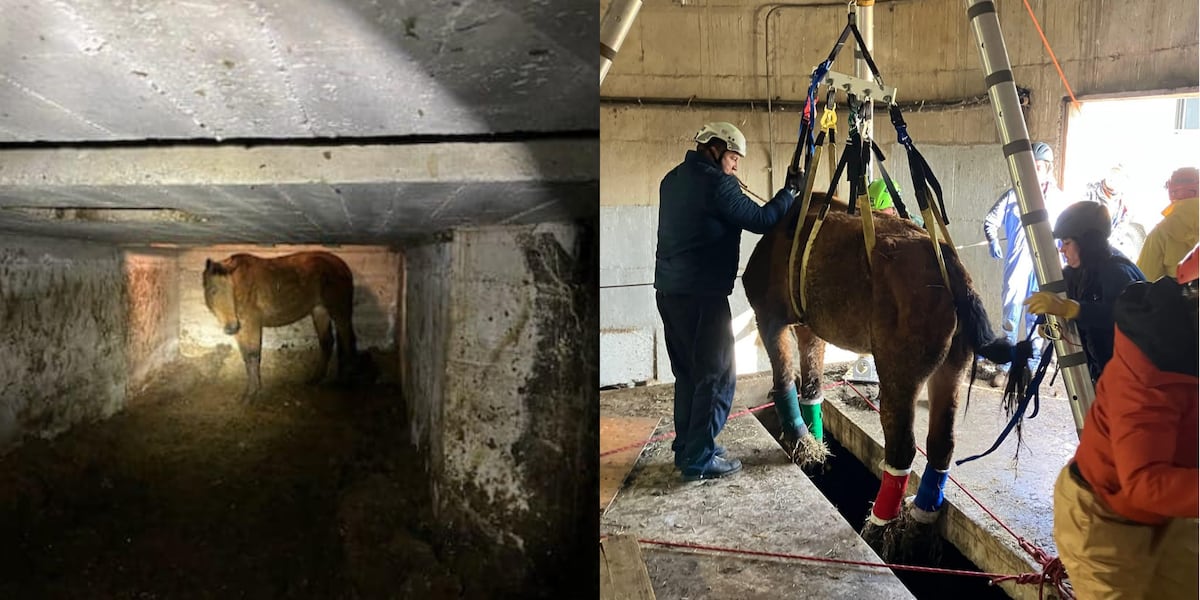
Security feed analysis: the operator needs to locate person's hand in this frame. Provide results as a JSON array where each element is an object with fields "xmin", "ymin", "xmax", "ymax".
[
  {"xmin": 785, "ymin": 165, "xmax": 805, "ymax": 195},
  {"xmin": 989, "ymin": 239, "xmax": 1003, "ymax": 259},
  {"xmin": 1023, "ymin": 292, "xmax": 1080, "ymax": 320}
]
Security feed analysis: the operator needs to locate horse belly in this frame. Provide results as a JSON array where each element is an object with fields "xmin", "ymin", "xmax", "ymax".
[
  {"xmin": 808, "ymin": 318, "xmax": 872, "ymax": 354},
  {"xmin": 256, "ymin": 287, "xmax": 319, "ymax": 328}
]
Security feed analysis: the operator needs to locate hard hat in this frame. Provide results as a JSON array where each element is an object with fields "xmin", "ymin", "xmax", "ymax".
[
  {"xmin": 1053, "ymin": 201, "xmax": 1112, "ymax": 240},
  {"xmin": 867, "ymin": 179, "xmax": 899, "ymax": 211},
  {"xmin": 1178, "ymin": 244, "xmax": 1200, "ymax": 285},
  {"xmin": 1031, "ymin": 142, "xmax": 1054, "ymax": 163},
  {"xmin": 694, "ymin": 122, "xmax": 747, "ymax": 157}
]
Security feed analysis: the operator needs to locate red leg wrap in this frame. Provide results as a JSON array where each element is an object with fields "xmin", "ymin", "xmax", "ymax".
[{"xmin": 871, "ymin": 470, "xmax": 910, "ymax": 523}]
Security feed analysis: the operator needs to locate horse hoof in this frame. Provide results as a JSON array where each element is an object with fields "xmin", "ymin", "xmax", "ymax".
[
  {"xmin": 860, "ymin": 519, "xmax": 889, "ymax": 558},
  {"xmin": 782, "ymin": 433, "xmax": 832, "ymax": 468},
  {"xmin": 861, "ymin": 508, "xmax": 943, "ymax": 564}
]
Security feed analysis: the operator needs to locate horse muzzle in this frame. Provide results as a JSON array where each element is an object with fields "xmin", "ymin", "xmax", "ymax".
[{"xmin": 224, "ymin": 322, "xmax": 241, "ymax": 335}]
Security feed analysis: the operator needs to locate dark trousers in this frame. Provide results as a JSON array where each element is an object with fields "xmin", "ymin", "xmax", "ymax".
[{"xmin": 656, "ymin": 291, "xmax": 737, "ymax": 472}]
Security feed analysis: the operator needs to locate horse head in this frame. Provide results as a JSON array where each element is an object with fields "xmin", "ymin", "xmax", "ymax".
[{"xmin": 203, "ymin": 258, "xmax": 240, "ymax": 335}]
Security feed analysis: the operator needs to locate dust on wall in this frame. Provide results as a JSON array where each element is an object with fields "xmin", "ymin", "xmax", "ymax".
[
  {"xmin": 124, "ymin": 250, "xmax": 180, "ymax": 395},
  {"xmin": 405, "ymin": 222, "xmax": 597, "ymax": 596},
  {"xmin": 0, "ymin": 236, "xmax": 128, "ymax": 448}
]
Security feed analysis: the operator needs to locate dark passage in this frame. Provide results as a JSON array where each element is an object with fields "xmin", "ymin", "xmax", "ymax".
[
  {"xmin": 756, "ymin": 411, "xmax": 1011, "ymax": 600},
  {"xmin": 0, "ymin": 351, "xmax": 466, "ymax": 598}
]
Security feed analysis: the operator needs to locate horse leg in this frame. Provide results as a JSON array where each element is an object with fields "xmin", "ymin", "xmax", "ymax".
[
  {"xmin": 757, "ymin": 318, "xmax": 828, "ymax": 467},
  {"xmin": 235, "ymin": 323, "xmax": 264, "ymax": 403},
  {"xmin": 309, "ymin": 307, "xmax": 333, "ymax": 384},
  {"xmin": 911, "ymin": 338, "xmax": 972, "ymax": 524},
  {"xmin": 793, "ymin": 324, "xmax": 827, "ymax": 442},
  {"xmin": 860, "ymin": 355, "xmax": 921, "ymax": 557},
  {"xmin": 331, "ymin": 309, "xmax": 358, "ymax": 382}
]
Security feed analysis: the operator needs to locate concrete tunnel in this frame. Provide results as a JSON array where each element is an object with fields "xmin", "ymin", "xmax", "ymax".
[{"xmin": 0, "ymin": 1, "xmax": 598, "ymax": 597}]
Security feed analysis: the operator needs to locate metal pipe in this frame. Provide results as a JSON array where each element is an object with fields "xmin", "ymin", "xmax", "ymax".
[
  {"xmin": 966, "ymin": 0, "xmax": 1094, "ymax": 437},
  {"xmin": 600, "ymin": 0, "xmax": 643, "ymax": 86}
]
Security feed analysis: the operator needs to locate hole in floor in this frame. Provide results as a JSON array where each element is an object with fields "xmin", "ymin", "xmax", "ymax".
[{"xmin": 755, "ymin": 410, "xmax": 1011, "ymax": 600}]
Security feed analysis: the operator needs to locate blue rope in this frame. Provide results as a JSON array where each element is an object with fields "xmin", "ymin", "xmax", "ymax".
[{"xmin": 956, "ymin": 316, "xmax": 1054, "ymax": 466}]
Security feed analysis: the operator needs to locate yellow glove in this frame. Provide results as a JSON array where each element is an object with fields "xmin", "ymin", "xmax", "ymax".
[{"xmin": 1023, "ymin": 291, "xmax": 1080, "ymax": 320}]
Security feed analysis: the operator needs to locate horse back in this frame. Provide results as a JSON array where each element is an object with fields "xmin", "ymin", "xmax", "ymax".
[{"xmin": 229, "ymin": 251, "xmax": 354, "ymax": 326}]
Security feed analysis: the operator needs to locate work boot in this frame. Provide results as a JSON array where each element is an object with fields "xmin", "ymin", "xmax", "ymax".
[
  {"xmin": 681, "ymin": 455, "xmax": 743, "ymax": 482},
  {"xmin": 674, "ymin": 445, "xmax": 727, "ymax": 470}
]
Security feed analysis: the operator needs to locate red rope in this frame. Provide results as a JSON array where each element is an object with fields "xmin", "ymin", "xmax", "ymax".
[{"xmin": 635, "ymin": 537, "xmax": 1047, "ymax": 587}]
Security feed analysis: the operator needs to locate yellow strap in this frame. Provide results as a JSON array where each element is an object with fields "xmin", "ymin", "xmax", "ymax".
[
  {"xmin": 787, "ymin": 127, "xmax": 840, "ymax": 320},
  {"xmin": 800, "ymin": 214, "xmax": 827, "ymax": 313},
  {"xmin": 858, "ymin": 193, "xmax": 876, "ymax": 268},
  {"xmin": 857, "ymin": 0, "xmax": 876, "ymax": 5},
  {"xmin": 918, "ymin": 194, "xmax": 952, "ymax": 291}
]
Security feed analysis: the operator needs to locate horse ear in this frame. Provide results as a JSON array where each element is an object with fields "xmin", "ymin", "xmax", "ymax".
[{"xmin": 205, "ymin": 258, "xmax": 213, "ymax": 272}]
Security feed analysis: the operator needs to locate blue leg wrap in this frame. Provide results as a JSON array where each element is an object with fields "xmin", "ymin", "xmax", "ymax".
[
  {"xmin": 772, "ymin": 384, "xmax": 805, "ymax": 438},
  {"xmin": 913, "ymin": 463, "xmax": 949, "ymax": 512}
]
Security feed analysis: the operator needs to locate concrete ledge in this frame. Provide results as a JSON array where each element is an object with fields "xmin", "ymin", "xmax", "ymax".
[
  {"xmin": 0, "ymin": 139, "xmax": 597, "ymax": 186},
  {"xmin": 601, "ymin": 376, "xmax": 914, "ymax": 599}
]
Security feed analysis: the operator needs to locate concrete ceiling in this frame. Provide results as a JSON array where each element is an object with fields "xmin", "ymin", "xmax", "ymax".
[{"xmin": 0, "ymin": 0, "xmax": 598, "ymax": 245}]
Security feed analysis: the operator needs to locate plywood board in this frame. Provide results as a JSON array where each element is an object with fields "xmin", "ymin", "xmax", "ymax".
[
  {"xmin": 599, "ymin": 534, "xmax": 656, "ymax": 600},
  {"xmin": 600, "ymin": 415, "xmax": 662, "ymax": 514}
]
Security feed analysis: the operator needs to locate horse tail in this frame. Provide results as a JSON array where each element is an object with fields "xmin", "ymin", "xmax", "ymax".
[{"xmin": 941, "ymin": 245, "xmax": 1015, "ymax": 365}]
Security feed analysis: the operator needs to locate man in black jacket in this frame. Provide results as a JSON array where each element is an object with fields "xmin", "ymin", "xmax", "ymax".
[{"xmin": 655, "ymin": 121, "xmax": 796, "ymax": 481}]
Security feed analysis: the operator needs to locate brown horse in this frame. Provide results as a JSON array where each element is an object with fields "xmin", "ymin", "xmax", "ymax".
[
  {"xmin": 742, "ymin": 194, "xmax": 1015, "ymax": 558},
  {"xmin": 202, "ymin": 251, "xmax": 360, "ymax": 402}
]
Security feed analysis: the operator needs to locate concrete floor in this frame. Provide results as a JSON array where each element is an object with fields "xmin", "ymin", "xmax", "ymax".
[{"xmin": 600, "ymin": 375, "xmax": 915, "ymax": 600}]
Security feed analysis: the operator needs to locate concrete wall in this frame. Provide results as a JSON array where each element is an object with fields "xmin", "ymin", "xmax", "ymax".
[
  {"xmin": 599, "ymin": 0, "xmax": 1198, "ymax": 384},
  {"xmin": 177, "ymin": 245, "xmax": 400, "ymax": 356},
  {"xmin": 124, "ymin": 250, "xmax": 181, "ymax": 394},
  {"xmin": 405, "ymin": 222, "xmax": 596, "ymax": 596},
  {"xmin": 0, "ymin": 236, "xmax": 128, "ymax": 448},
  {"xmin": 406, "ymin": 237, "xmax": 453, "ymax": 481}
]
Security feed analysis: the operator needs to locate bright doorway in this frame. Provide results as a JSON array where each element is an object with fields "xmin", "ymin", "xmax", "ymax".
[{"xmin": 1061, "ymin": 92, "xmax": 1200, "ymax": 260}]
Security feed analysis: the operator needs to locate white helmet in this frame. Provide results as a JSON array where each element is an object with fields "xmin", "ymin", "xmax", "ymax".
[{"xmin": 694, "ymin": 122, "xmax": 747, "ymax": 157}]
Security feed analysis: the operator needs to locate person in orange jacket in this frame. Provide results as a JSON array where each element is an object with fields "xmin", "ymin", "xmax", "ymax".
[{"xmin": 1052, "ymin": 243, "xmax": 1199, "ymax": 599}]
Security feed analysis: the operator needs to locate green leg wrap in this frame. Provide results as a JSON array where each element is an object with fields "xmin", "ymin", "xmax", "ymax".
[
  {"xmin": 772, "ymin": 385, "xmax": 806, "ymax": 439},
  {"xmin": 799, "ymin": 398, "xmax": 823, "ymax": 441}
]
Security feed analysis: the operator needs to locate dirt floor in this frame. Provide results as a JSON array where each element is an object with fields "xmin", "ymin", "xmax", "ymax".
[{"xmin": 0, "ymin": 347, "xmax": 466, "ymax": 599}]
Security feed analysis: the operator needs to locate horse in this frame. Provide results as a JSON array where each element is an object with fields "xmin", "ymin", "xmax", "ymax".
[
  {"xmin": 742, "ymin": 193, "xmax": 1016, "ymax": 559},
  {"xmin": 202, "ymin": 251, "xmax": 363, "ymax": 403}
]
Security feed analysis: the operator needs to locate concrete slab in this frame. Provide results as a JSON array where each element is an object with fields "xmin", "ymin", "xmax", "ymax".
[
  {"xmin": 819, "ymin": 369, "xmax": 1076, "ymax": 600},
  {"xmin": 600, "ymin": 375, "xmax": 916, "ymax": 600},
  {"xmin": 0, "ymin": 140, "xmax": 598, "ymax": 245}
]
